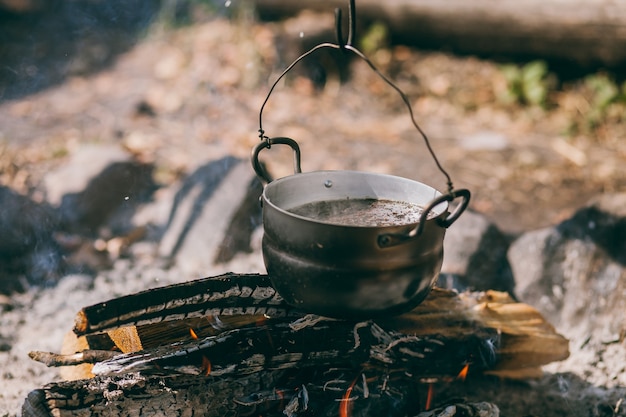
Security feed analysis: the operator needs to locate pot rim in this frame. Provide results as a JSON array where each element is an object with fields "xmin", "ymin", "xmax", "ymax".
[{"xmin": 262, "ymin": 169, "xmax": 449, "ymax": 229}]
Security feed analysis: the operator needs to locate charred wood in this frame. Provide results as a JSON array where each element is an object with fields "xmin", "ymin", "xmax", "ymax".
[
  {"xmin": 25, "ymin": 273, "xmax": 569, "ymax": 416},
  {"xmin": 72, "ymin": 273, "xmax": 292, "ymax": 336},
  {"xmin": 23, "ymin": 370, "xmax": 502, "ymax": 417}
]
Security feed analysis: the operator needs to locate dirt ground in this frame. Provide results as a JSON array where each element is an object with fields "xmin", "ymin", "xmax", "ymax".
[{"xmin": 1, "ymin": 3, "xmax": 625, "ymax": 416}]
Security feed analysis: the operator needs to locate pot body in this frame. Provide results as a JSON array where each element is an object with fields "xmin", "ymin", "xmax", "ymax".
[{"xmin": 261, "ymin": 170, "xmax": 448, "ymax": 319}]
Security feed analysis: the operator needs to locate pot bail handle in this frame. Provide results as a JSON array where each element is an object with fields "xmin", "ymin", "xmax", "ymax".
[
  {"xmin": 377, "ymin": 188, "xmax": 471, "ymax": 248},
  {"xmin": 252, "ymin": 137, "xmax": 302, "ymax": 184}
]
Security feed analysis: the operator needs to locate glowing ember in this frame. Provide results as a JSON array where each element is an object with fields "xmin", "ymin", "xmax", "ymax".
[
  {"xmin": 189, "ymin": 328, "xmax": 199, "ymax": 340},
  {"xmin": 425, "ymin": 383, "xmax": 434, "ymax": 411},
  {"xmin": 201, "ymin": 355, "xmax": 211, "ymax": 376},
  {"xmin": 457, "ymin": 364, "xmax": 469, "ymax": 381},
  {"xmin": 339, "ymin": 379, "xmax": 357, "ymax": 417}
]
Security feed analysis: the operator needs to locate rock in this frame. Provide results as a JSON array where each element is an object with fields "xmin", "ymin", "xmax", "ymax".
[
  {"xmin": 509, "ymin": 193, "xmax": 626, "ymax": 343},
  {"xmin": 58, "ymin": 161, "xmax": 156, "ymax": 235},
  {"xmin": 0, "ymin": 186, "xmax": 62, "ymax": 292},
  {"xmin": 0, "ymin": 294, "xmax": 13, "ymax": 312},
  {"xmin": 44, "ymin": 144, "xmax": 157, "ymax": 236},
  {"xmin": 44, "ymin": 144, "xmax": 131, "ymax": 206},
  {"xmin": 438, "ymin": 210, "xmax": 515, "ymax": 294},
  {"xmin": 157, "ymin": 156, "xmax": 263, "ymax": 277}
]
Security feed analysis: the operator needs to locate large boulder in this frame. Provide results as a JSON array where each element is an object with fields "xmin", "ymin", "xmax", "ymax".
[{"xmin": 509, "ymin": 193, "xmax": 626, "ymax": 341}]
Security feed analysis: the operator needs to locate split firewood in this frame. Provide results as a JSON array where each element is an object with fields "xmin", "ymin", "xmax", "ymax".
[
  {"xmin": 25, "ymin": 273, "xmax": 569, "ymax": 416},
  {"xmin": 36, "ymin": 273, "xmax": 568, "ymax": 379},
  {"xmin": 72, "ymin": 273, "xmax": 289, "ymax": 336}
]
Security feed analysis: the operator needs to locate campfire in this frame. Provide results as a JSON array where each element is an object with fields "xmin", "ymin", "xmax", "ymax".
[{"xmin": 26, "ymin": 273, "xmax": 568, "ymax": 417}]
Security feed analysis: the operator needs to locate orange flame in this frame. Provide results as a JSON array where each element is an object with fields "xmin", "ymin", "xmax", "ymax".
[
  {"xmin": 457, "ymin": 364, "xmax": 469, "ymax": 381},
  {"xmin": 339, "ymin": 379, "xmax": 357, "ymax": 417},
  {"xmin": 189, "ymin": 328, "xmax": 198, "ymax": 340},
  {"xmin": 201, "ymin": 355, "xmax": 211, "ymax": 376},
  {"xmin": 276, "ymin": 389, "xmax": 285, "ymax": 409},
  {"xmin": 425, "ymin": 383, "xmax": 434, "ymax": 411}
]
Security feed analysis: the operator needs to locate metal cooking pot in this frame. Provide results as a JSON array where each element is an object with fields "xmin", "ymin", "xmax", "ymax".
[
  {"xmin": 250, "ymin": 0, "xmax": 470, "ymax": 318},
  {"xmin": 252, "ymin": 138, "xmax": 470, "ymax": 319}
]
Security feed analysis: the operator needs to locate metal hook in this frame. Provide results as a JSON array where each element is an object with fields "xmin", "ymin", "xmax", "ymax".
[
  {"xmin": 335, "ymin": 8, "xmax": 345, "ymax": 49},
  {"xmin": 334, "ymin": 0, "xmax": 356, "ymax": 50}
]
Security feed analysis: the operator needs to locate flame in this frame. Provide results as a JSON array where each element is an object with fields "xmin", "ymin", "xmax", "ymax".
[
  {"xmin": 256, "ymin": 315, "xmax": 268, "ymax": 326},
  {"xmin": 276, "ymin": 389, "xmax": 285, "ymax": 409},
  {"xmin": 339, "ymin": 379, "xmax": 357, "ymax": 417},
  {"xmin": 202, "ymin": 355, "xmax": 211, "ymax": 376},
  {"xmin": 457, "ymin": 364, "xmax": 469, "ymax": 381},
  {"xmin": 189, "ymin": 328, "xmax": 199, "ymax": 340},
  {"xmin": 425, "ymin": 383, "xmax": 434, "ymax": 411}
]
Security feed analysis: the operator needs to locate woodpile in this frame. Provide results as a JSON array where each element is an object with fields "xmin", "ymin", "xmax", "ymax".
[{"xmin": 25, "ymin": 273, "xmax": 569, "ymax": 416}]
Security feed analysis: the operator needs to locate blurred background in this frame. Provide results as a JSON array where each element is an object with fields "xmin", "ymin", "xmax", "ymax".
[{"xmin": 1, "ymin": 0, "xmax": 625, "ymax": 234}]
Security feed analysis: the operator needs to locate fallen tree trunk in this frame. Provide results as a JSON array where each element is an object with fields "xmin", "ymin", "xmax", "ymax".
[
  {"xmin": 24, "ymin": 273, "xmax": 569, "ymax": 416},
  {"xmin": 254, "ymin": 0, "xmax": 626, "ymax": 67}
]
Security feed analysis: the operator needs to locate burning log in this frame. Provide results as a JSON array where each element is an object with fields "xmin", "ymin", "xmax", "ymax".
[{"xmin": 24, "ymin": 273, "xmax": 568, "ymax": 416}]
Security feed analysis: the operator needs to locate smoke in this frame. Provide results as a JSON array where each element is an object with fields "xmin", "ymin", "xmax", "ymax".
[{"xmin": 0, "ymin": 0, "xmax": 162, "ymax": 101}]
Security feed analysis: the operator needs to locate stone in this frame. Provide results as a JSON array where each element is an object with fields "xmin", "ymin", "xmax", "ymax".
[
  {"xmin": 43, "ymin": 144, "xmax": 131, "ymax": 206},
  {"xmin": 0, "ymin": 186, "xmax": 62, "ymax": 292},
  {"xmin": 439, "ymin": 210, "xmax": 515, "ymax": 294},
  {"xmin": 43, "ymin": 144, "xmax": 158, "ymax": 236},
  {"xmin": 57, "ymin": 160, "xmax": 156, "ymax": 236},
  {"xmin": 509, "ymin": 193, "xmax": 626, "ymax": 344}
]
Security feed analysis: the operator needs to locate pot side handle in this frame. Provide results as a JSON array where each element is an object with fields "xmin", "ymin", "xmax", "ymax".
[
  {"xmin": 377, "ymin": 188, "xmax": 471, "ymax": 248},
  {"xmin": 251, "ymin": 137, "xmax": 302, "ymax": 184}
]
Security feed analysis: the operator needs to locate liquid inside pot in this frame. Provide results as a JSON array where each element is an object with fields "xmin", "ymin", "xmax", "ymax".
[{"xmin": 288, "ymin": 198, "xmax": 433, "ymax": 227}]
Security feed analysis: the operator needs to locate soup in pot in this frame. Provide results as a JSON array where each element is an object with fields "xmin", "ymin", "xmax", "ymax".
[{"xmin": 288, "ymin": 198, "xmax": 434, "ymax": 227}]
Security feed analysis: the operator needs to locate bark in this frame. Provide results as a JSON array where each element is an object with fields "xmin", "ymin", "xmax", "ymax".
[
  {"xmin": 254, "ymin": 0, "xmax": 626, "ymax": 67},
  {"xmin": 72, "ymin": 273, "xmax": 290, "ymax": 336}
]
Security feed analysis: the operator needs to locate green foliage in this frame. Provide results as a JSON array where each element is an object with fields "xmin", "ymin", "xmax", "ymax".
[
  {"xmin": 561, "ymin": 73, "xmax": 626, "ymax": 138},
  {"xmin": 358, "ymin": 21, "xmax": 389, "ymax": 56},
  {"xmin": 585, "ymin": 73, "xmax": 625, "ymax": 110},
  {"xmin": 500, "ymin": 60, "xmax": 553, "ymax": 107},
  {"xmin": 581, "ymin": 73, "xmax": 626, "ymax": 132}
]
